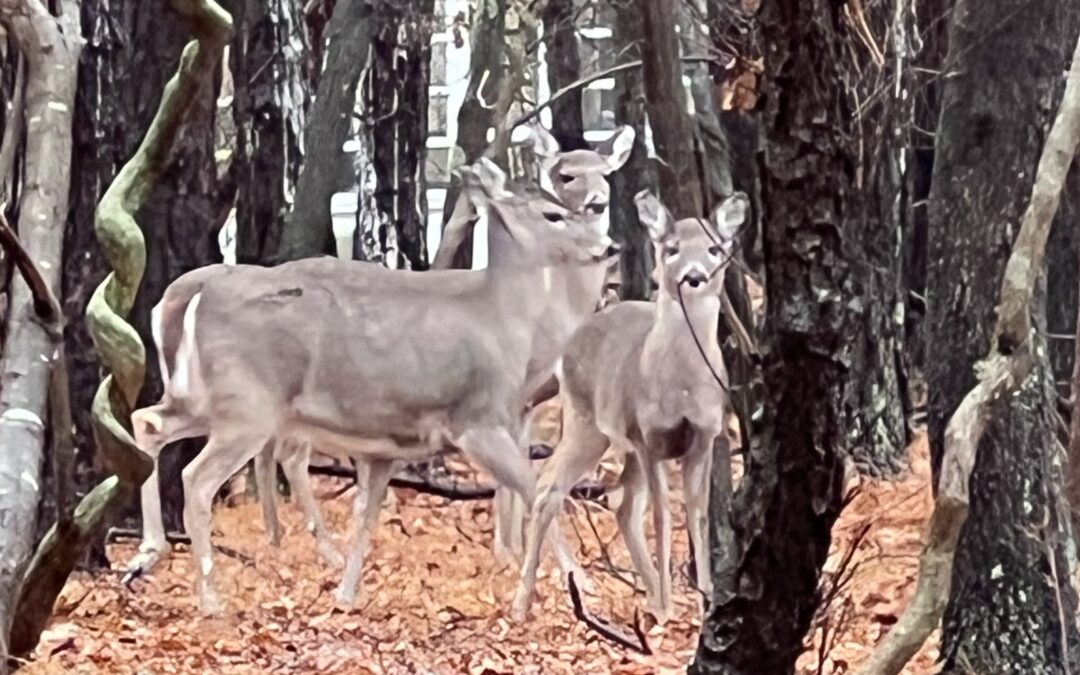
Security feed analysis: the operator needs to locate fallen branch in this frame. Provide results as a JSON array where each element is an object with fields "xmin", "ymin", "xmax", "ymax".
[
  {"xmin": 106, "ymin": 528, "xmax": 254, "ymax": 572},
  {"xmin": 567, "ymin": 571, "xmax": 651, "ymax": 655},
  {"xmin": 856, "ymin": 27, "xmax": 1080, "ymax": 675}
]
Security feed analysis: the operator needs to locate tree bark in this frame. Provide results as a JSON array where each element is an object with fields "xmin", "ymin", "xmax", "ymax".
[
  {"xmin": 542, "ymin": 0, "xmax": 586, "ymax": 151},
  {"xmin": 923, "ymin": 0, "xmax": 1080, "ymax": 671},
  {"xmin": 690, "ymin": 0, "xmax": 905, "ymax": 671},
  {"xmin": 229, "ymin": 0, "xmax": 309, "ymax": 264},
  {"xmin": 370, "ymin": 0, "xmax": 433, "ymax": 270},
  {"xmin": 0, "ymin": 0, "xmax": 81, "ymax": 653},
  {"xmin": 275, "ymin": 0, "xmax": 374, "ymax": 262}
]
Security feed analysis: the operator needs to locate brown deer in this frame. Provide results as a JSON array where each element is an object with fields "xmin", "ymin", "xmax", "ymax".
[
  {"xmin": 132, "ymin": 158, "xmax": 620, "ymax": 615},
  {"xmin": 511, "ymin": 190, "xmax": 748, "ymax": 624},
  {"xmin": 127, "ymin": 125, "xmax": 634, "ymax": 579}
]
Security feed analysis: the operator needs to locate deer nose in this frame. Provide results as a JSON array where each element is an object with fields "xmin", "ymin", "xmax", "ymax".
[
  {"xmin": 683, "ymin": 271, "xmax": 708, "ymax": 288},
  {"xmin": 604, "ymin": 240, "xmax": 622, "ymax": 257}
]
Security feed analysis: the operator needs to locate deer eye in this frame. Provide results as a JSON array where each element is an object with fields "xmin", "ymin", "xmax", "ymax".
[
  {"xmin": 558, "ymin": 173, "xmax": 574, "ymax": 184},
  {"xmin": 664, "ymin": 245, "xmax": 679, "ymax": 258},
  {"xmin": 708, "ymin": 245, "xmax": 723, "ymax": 256},
  {"xmin": 588, "ymin": 203, "xmax": 607, "ymax": 215},
  {"xmin": 543, "ymin": 212, "xmax": 564, "ymax": 223}
]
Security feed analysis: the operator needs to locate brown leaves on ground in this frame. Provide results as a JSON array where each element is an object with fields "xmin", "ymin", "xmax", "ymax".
[{"xmin": 26, "ymin": 437, "xmax": 937, "ymax": 674}]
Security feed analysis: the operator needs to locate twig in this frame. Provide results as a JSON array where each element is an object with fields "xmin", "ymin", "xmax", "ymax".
[
  {"xmin": 567, "ymin": 571, "xmax": 651, "ymax": 655},
  {"xmin": 0, "ymin": 213, "xmax": 63, "ymax": 339},
  {"xmin": 106, "ymin": 528, "xmax": 254, "ymax": 566}
]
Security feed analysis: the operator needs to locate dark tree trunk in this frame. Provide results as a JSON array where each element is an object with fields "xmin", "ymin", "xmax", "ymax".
[
  {"xmin": 370, "ymin": 0, "xmax": 433, "ymax": 270},
  {"xmin": 276, "ymin": 0, "xmax": 374, "ymax": 262},
  {"xmin": 439, "ymin": 0, "xmax": 504, "ymax": 270},
  {"xmin": 542, "ymin": 0, "xmax": 586, "ymax": 151},
  {"xmin": 690, "ymin": 0, "xmax": 905, "ymax": 671},
  {"xmin": 638, "ymin": 0, "xmax": 702, "ymax": 218},
  {"xmin": 64, "ymin": 2, "xmax": 228, "ymax": 532},
  {"xmin": 925, "ymin": 0, "xmax": 1080, "ymax": 671},
  {"xmin": 608, "ymin": 2, "xmax": 653, "ymax": 301},
  {"xmin": 229, "ymin": 0, "xmax": 309, "ymax": 264}
]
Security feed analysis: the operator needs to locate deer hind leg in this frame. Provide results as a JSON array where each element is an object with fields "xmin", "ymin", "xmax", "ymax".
[
  {"xmin": 615, "ymin": 453, "xmax": 663, "ymax": 616},
  {"xmin": 492, "ymin": 425, "xmax": 535, "ymax": 563},
  {"xmin": 511, "ymin": 406, "xmax": 607, "ymax": 622},
  {"xmin": 182, "ymin": 428, "xmax": 271, "ymax": 616},
  {"xmin": 683, "ymin": 433, "xmax": 717, "ymax": 607},
  {"xmin": 335, "ymin": 458, "xmax": 395, "ymax": 606},
  {"xmin": 281, "ymin": 442, "xmax": 344, "ymax": 568},
  {"xmin": 126, "ymin": 404, "xmax": 204, "ymax": 578},
  {"xmin": 254, "ymin": 438, "xmax": 282, "ymax": 546},
  {"xmin": 645, "ymin": 458, "xmax": 673, "ymax": 624}
]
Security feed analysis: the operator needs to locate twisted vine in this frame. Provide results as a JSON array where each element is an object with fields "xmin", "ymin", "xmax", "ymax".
[{"xmin": 9, "ymin": 0, "xmax": 233, "ymax": 656}]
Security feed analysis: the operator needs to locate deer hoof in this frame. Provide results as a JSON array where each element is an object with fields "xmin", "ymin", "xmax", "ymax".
[
  {"xmin": 333, "ymin": 584, "xmax": 358, "ymax": 607},
  {"xmin": 493, "ymin": 542, "xmax": 520, "ymax": 568},
  {"xmin": 509, "ymin": 589, "xmax": 531, "ymax": 623},
  {"xmin": 123, "ymin": 543, "xmax": 172, "ymax": 582},
  {"xmin": 198, "ymin": 589, "xmax": 224, "ymax": 617},
  {"xmin": 647, "ymin": 601, "xmax": 672, "ymax": 627}
]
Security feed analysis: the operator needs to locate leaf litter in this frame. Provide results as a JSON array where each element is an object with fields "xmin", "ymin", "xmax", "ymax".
[{"xmin": 26, "ymin": 420, "xmax": 938, "ymax": 674}]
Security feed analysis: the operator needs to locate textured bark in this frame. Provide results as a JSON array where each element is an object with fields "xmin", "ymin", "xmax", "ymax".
[
  {"xmin": 229, "ymin": 0, "xmax": 309, "ymax": 264},
  {"xmin": 690, "ymin": 0, "xmax": 905, "ymax": 671},
  {"xmin": 275, "ymin": 0, "xmax": 374, "ymax": 261},
  {"xmin": 370, "ymin": 0, "xmax": 433, "ymax": 270},
  {"xmin": 0, "ymin": 0, "xmax": 81, "ymax": 654},
  {"xmin": 608, "ymin": 2, "xmax": 653, "ymax": 301},
  {"xmin": 637, "ymin": 0, "xmax": 701, "ymax": 218},
  {"xmin": 924, "ymin": 0, "xmax": 1080, "ymax": 671},
  {"xmin": 542, "ymin": 0, "xmax": 586, "ymax": 151}
]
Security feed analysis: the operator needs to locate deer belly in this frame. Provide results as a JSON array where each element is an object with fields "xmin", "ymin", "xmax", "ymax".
[{"xmin": 645, "ymin": 418, "xmax": 696, "ymax": 461}]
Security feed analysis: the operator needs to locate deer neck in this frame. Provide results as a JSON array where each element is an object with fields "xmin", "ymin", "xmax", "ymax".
[{"xmin": 642, "ymin": 292, "xmax": 722, "ymax": 378}]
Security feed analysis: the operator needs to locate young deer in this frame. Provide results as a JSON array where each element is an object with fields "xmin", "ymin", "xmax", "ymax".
[
  {"xmin": 128, "ymin": 125, "xmax": 634, "ymax": 578},
  {"xmin": 511, "ymin": 190, "xmax": 748, "ymax": 624},
  {"xmin": 135, "ymin": 158, "xmax": 619, "ymax": 615}
]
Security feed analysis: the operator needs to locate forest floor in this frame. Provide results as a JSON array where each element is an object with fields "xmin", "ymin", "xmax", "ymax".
[{"xmin": 24, "ymin": 430, "xmax": 938, "ymax": 674}]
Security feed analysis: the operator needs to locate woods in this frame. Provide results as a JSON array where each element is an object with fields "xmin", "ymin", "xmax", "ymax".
[{"xmin": 0, "ymin": 0, "xmax": 1078, "ymax": 673}]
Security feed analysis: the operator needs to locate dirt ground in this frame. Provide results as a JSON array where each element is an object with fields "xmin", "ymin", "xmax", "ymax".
[{"xmin": 24, "ymin": 434, "xmax": 938, "ymax": 674}]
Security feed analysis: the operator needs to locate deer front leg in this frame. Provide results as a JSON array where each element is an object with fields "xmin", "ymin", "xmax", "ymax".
[
  {"xmin": 682, "ymin": 435, "xmax": 715, "ymax": 605},
  {"xmin": 335, "ymin": 459, "xmax": 394, "ymax": 605},
  {"xmin": 615, "ymin": 454, "xmax": 663, "ymax": 615},
  {"xmin": 281, "ymin": 443, "xmax": 344, "ymax": 569},
  {"xmin": 254, "ymin": 438, "xmax": 282, "ymax": 547},
  {"xmin": 182, "ymin": 430, "xmax": 271, "ymax": 616},
  {"xmin": 645, "ymin": 459, "xmax": 673, "ymax": 624}
]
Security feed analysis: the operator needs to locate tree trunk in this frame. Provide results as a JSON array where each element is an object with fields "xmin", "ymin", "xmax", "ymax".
[
  {"xmin": 925, "ymin": 0, "xmax": 1080, "ymax": 670},
  {"xmin": 542, "ymin": 0, "xmax": 586, "ymax": 151},
  {"xmin": 608, "ymin": 4, "xmax": 653, "ymax": 301},
  {"xmin": 275, "ymin": 0, "xmax": 374, "ymax": 262},
  {"xmin": 370, "ymin": 0, "xmax": 433, "ymax": 270},
  {"xmin": 690, "ymin": 0, "xmax": 905, "ymax": 671},
  {"xmin": 229, "ymin": 0, "xmax": 309, "ymax": 264},
  {"xmin": 0, "ymin": 0, "xmax": 80, "ymax": 653}
]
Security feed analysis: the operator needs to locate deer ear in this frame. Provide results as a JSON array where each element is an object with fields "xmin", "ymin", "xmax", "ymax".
[
  {"xmin": 596, "ymin": 126, "xmax": 635, "ymax": 174},
  {"xmin": 634, "ymin": 190, "xmax": 671, "ymax": 241},
  {"xmin": 710, "ymin": 192, "xmax": 750, "ymax": 240},
  {"xmin": 530, "ymin": 123, "xmax": 561, "ymax": 160},
  {"xmin": 460, "ymin": 158, "xmax": 511, "ymax": 209}
]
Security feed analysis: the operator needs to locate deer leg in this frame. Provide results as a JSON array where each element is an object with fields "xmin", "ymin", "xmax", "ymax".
[
  {"xmin": 645, "ymin": 459, "xmax": 673, "ymax": 624},
  {"xmin": 126, "ymin": 405, "xmax": 203, "ymax": 577},
  {"xmin": 254, "ymin": 438, "xmax": 282, "ymax": 547},
  {"xmin": 281, "ymin": 442, "xmax": 344, "ymax": 569},
  {"xmin": 493, "ymin": 423, "xmax": 537, "ymax": 562},
  {"xmin": 335, "ymin": 458, "xmax": 394, "ymax": 605},
  {"xmin": 615, "ymin": 454, "xmax": 663, "ymax": 615},
  {"xmin": 682, "ymin": 435, "xmax": 715, "ymax": 604},
  {"xmin": 182, "ymin": 429, "xmax": 270, "ymax": 616},
  {"xmin": 511, "ymin": 408, "xmax": 606, "ymax": 622}
]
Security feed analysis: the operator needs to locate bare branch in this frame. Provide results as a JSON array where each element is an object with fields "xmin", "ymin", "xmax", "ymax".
[{"xmin": 567, "ymin": 571, "xmax": 652, "ymax": 655}]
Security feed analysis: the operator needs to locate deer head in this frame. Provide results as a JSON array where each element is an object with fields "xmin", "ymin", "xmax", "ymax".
[
  {"xmin": 635, "ymin": 190, "xmax": 749, "ymax": 300},
  {"xmin": 531, "ymin": 123, "xmax": 635, "ymax": 218},
  {"xmin": 460, "ymin": 157, "xmax": 620, "ymax": 268}
]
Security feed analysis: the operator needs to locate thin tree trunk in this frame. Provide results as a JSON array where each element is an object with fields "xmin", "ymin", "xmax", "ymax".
[
  {"xmin": 276, "ymin": 0, "xmax": 375, "ymax": 261},
  {"xmin": 230, "ymin": 0, "xmax": 309, "ymax": 264},
  {"xmin": 370, "ymin": 0, "xmax": 433, "ymax": 270},
  {"xmin": 923, "ymin": 0, "xmax": 1080, "ymax": 670},
  {"xmin": 0, "ymin": 0, "xmax": 80, "ymax": 654},
  {"xmin": 690, "ymin": 0, "xmax": 905, "ymax": 671},
  {"xmin": 542, "ymin": 0, "xmax": 586, "ymax": 151}
]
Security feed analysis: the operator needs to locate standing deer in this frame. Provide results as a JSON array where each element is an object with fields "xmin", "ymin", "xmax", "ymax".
[
  {"xmin": 133, "ymin": 158, "xmax": 621, "ymax": 615},
  {"xmin": 511, "ymin": 190, "xmax": 748, "ymax": 624},
  {"xmin": 127, "ymin": 124, "xmax": 634, "ymax": 579}
]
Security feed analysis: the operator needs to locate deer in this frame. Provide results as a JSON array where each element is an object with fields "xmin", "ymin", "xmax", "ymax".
[
  {"xmin": 126, "ymin": 124, "xmax": 635, "ymax": 580},
  {"xmin": 510, "ymin": 189, "xmax": 748, "ymax": 625},
  {"xmin": 131, "ymin": 157, "xmax": 624, "ymax": 615}
]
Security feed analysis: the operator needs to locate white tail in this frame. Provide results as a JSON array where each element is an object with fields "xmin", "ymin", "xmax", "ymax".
[{"xmin": 511, "ymin": 190, "xmax": 748, "ymax": 624}]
